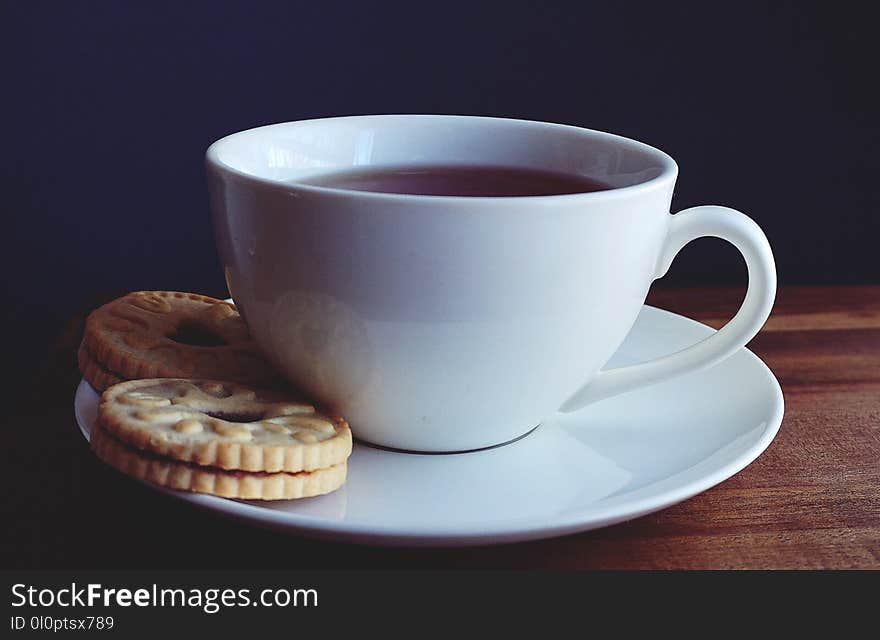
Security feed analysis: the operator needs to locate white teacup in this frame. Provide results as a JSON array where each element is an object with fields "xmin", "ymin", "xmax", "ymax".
[{"xmin": 207, "ymin": 115, "xmax": 775, "ymax": 452}]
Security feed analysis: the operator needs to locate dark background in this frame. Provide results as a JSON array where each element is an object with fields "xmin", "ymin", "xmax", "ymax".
[{"xmin": 2, "ymin": 0, "xmax": 877, "ymax": 376}]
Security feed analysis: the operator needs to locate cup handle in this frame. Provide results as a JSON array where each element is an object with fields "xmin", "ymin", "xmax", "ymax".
[{"xmin": 559, "ymin": 205, "xmax": 777, "ymax": 413}]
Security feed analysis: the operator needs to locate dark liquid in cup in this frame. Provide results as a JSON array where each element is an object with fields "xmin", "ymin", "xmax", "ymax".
[{"xmin": 299, "ymin": 165, "xmax": 612, "ymax": 197}]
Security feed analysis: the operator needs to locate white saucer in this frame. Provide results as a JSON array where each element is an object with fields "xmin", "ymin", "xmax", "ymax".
[{"xmin": 74, "ymin": 305, "xmax": 783, "ymax": 547}]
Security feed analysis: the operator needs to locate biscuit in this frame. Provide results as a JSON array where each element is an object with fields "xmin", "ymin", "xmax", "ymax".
[
  {"xmin": 81, "ymin": 291, "xmax": 280, "ymax": 388},
  {"xmin": 90, "ymin": 422, "xmax": 346, "ymax": 500},
  {"xmin": 97, "ymin": 379, "xmax": 352, "ymax": 473},
  {"xmin": 78, "ymin": 342, "xmax": 124, "ymax": 392}
]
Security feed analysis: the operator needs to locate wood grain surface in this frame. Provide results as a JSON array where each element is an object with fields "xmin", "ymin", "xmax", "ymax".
[{"xmin": 6, "ymin": 286, "xmax": 879, "ymax": 570}]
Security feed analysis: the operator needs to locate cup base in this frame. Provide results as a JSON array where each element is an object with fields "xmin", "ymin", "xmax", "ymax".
[{"xmin": 353, "ymin": 424, "xmax": 540, "ymax": 455}]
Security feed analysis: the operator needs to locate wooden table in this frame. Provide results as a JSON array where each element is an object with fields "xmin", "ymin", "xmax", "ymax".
[{"xmin": 8, "ymin": 286, "xmax": 879, "ymax": 569}]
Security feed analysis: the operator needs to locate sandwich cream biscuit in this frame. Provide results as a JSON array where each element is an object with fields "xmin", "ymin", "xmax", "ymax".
[
  {"xmin": 97, "ymin": 378, "xmax": 352, "ymax": 473},
  {"xmin": 90, "ymin": 421, "xmax": 347, "ymax": 500},
  {"xmin": 79, "ymin": 291, "xmax": 280, "ymax": 390}
]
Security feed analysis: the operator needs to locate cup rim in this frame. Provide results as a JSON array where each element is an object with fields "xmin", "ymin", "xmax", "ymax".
[{"xmin": 205, "ymin": 114, "xmax": 679, "ymax": 204}]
